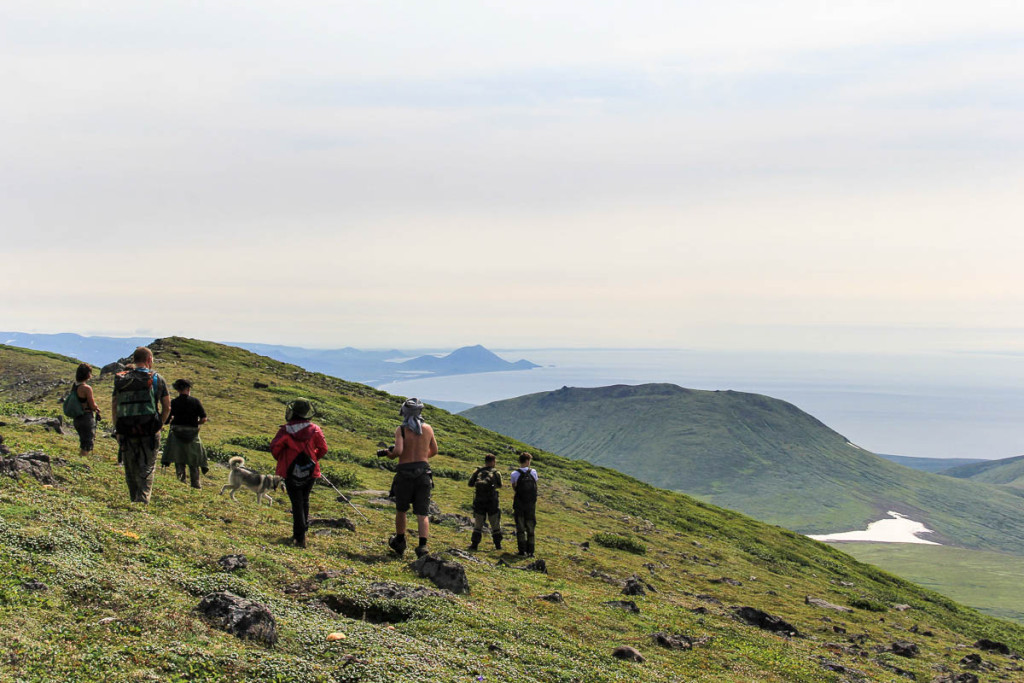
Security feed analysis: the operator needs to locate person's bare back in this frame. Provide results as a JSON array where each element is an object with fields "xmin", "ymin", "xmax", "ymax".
[{"xmin": 392, "ymin": 423, "xmax": 437, "ymax": 464}]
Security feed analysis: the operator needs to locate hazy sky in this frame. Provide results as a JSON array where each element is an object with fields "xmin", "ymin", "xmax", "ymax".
[{"xmin": 3, "ymin": 1, "xmax": 1023, "ymax": 352}]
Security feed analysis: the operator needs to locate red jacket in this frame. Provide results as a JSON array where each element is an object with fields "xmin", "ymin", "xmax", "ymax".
[{"xmin": 270, "ymin": 420, "xmax": 328, "ymax": 478}]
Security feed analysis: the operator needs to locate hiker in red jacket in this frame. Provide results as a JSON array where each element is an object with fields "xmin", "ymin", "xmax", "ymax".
[{"xmin": 270, "ymin": 398, "xmax": 328, "ymax": 548}]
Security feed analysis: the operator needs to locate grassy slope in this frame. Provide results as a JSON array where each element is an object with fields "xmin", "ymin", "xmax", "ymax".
[
  {"xmin": 2, "ymin": 340, "xmax": 1024, "ymax": 682},
  {"xmin": 462, "ymin": 384, "xmax": 1024, "ymax": 555},
  {"xmin": 941, "ymin": 455, "xmax": 1024, "ymax": 488}
]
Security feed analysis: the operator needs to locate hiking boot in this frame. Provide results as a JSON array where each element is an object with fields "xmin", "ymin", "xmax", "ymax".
[
  {"xmin": 388, "ymin": 534, "xmax": 406, "ymax": 558},
  {"xmin": 468, "ymin": 531, "xmax": 482, "ymax": 551},
  {"xmin": 415, "ymin": 544, "xmax": 430, "ymax": 558},
  {"xmin": 492, "ymin": 533, "xmax": 503, "ymax": 550},
  {"xmin": 294, "ymin": 538, "xmax": 306, "ymax": 549}
]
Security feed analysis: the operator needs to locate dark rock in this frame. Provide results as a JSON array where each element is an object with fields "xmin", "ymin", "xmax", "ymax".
[
  {"xmin": 734, "ymin": 607, "xmax": 800, "ymax": 637},
  {"xmin": 932, "ymin": 674, "xmax": 979, "ymax": 683},
  {"xmin": 196, "ymin": 591, "xmax": 277, "ymax": 647},
  {"xmin": 590, "ymin": 570, "xmax": 616, "ymax": 583},
  {"xmin": 427, "ymin": 500, "xmax": 442, "ymax": 516},
  {"xmin": 0, "ymin": 435, "xmax": 9, "ymax": 456},
  {"xmin": 623, "ymin": 574, "xmax": 655, "ymax": 595},
  {"xmin": 521, "ymin": 559, "xmax": 547, "ymax": 574},
  {"xmin": 890, "ymin": 640, "xmax": 919, "ymax": 658},
  {"xmin": 539, "ymin": 592, "xmax": 564, "ymax": 603},
  {"xmin": 431, "ymin": 512, "xmax": 473, "ymax": 527},
  {"xmin": 253, "ymin": 381, "xmax": 269, "ymax": 389},
  {"xmin": 100, "ymin": 362, "xmax": 125, "ymax": 377},
  {"xmin": 487, "ymin": 643, "xmax": 503, "ymax": 653},
  {"xmin": 959, "ymin": 653, "xmax": 982, "ymax": 670},
  {"xmin": 875, "ymin": 659, "xmax": 917, "ymax": 679},
  {"xmin": 805, "ymin": 595, "xmax": 852, "ymax": 612},
  {"xmin": 710, "ymin": 576, "xmax": 742, "ymax": 586},
  {"xmin": 818, "ymin": 657, "xmax": 865, "ymax": 678},
  {"xmin": 696, "ymin": 594, "xmax": 722, "ymax": 605},
  {"xmin": 973, "ymin": 638, "xmax": 1011, "ymax": 655},
  {"xmin": 909, "ymin": 624, "xmax": 934, "ymax": 636},
  {"xmin": 580, "ymin": 541, "xmax": 590, "ymax": 549},
  {"xmin": 20, "ymin": 417, "xmax": 65, "ymax": 434},
  {"xmin": 21, "ymin": 580, "xmax": 48, "ymax": 591},
  {"xmin": 309, "ymin": 517, "xmax": 356, "ymax": 532},
  {"xmin": 314, "ymin": 569, "xmax": 348, "ymax": 582},
  {"xmin": 651, "ymin": 632, "xmax": 709, "ymax": 650},
  {"xmin": 602, "ymin": 600, "xmax": 640, "ymax": 614},
  {"xmin": 365, "ymin": 581, "xmax": 449, "ymax": 601},
  {"xmin": 0, "ymin": 451, "xmax": 57, "ymax": 485},
  {"xmin": 691, "ymin": 606, "xmax": 710, "ymax": 615},
  {"xmin": 611, "ymin": 646, "xmax": 644, "ymax": 662},
  {"xmin": 217, "ymin": 554, "xmax": 248, "ymax": 572},
  {"xmin": 410, "ymin": 553, "xmax": 469, "ymax": 594}
]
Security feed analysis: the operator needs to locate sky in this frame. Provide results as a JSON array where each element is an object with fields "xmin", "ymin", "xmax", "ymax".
[{"xmin": 2, "ymin": 1, "xmax": 1024, "ymax": 353}]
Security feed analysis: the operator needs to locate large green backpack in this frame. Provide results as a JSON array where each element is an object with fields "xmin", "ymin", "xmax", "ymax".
[
  {"xmin": 474, "ymin": 467, "xmax": 499, "ymax": 503},
  {"xmin": 114, "ymin": 369, "xmax": 162, "ymax": 436},
  {"xmin": 61, "ymin": 383, "xmax": 85, "ymax": 419}
]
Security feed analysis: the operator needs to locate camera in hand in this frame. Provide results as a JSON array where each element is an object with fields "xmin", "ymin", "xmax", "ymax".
[{"xmin": 376, "ymin": 445, "xmax": 394, "ymax": 457}]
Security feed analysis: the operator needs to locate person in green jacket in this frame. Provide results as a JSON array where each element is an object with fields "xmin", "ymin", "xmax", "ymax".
[{"xmin": 161, "ymin": 378, "xmax": 208, "ymax": 489}]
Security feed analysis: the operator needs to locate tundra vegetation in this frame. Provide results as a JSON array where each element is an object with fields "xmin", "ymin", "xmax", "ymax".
[{"xmin": 2, "ymin": 339, "xmax": 1023, "ymax": 682}]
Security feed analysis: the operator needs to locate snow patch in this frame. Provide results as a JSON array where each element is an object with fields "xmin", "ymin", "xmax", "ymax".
[{"xmin": 808, "ymin": 511, "xmax": 940, "ymax": 545}]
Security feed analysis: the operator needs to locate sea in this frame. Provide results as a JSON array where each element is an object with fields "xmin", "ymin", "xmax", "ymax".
[{"xmin": 377, "ymin": 348, "xmax": 1024, "ymax": 460}]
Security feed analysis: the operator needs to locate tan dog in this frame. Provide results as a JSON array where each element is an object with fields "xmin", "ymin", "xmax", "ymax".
[{"xmin": 219, "ymin": 456, "xmax": 284, "ymax": 505}]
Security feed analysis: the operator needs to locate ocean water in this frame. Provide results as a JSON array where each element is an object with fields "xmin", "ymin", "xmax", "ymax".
[{"xmin": 377, "ymin": 349, "xmax": 1024, "ymax": 460}]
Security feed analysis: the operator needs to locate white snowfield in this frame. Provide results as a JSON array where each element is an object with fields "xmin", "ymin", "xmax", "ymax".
[{"xmin": 807, "ymin": 511, "xmax": 941, "ymax": 545}]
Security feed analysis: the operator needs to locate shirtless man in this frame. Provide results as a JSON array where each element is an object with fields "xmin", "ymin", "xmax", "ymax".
[{"xmin": 377, "ymin": 398, "xmax": 438, "ymax": 558}]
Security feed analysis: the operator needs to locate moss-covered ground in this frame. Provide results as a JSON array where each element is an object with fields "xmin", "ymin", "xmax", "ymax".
[{"xmin": 2, "ymin": 339, "xmax": 1023, "ymax": 682}]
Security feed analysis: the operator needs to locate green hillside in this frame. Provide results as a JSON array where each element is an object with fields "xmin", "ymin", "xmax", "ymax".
[
  {"xmin": 2, "ymin": 340, "xmax": 1023, "ymax": 682},
  {"xmin": 941, "ymin": 455, "xmax": 1024, "ymax": 488},
  {"xmin": 462, "ymin": 384, "xmax": 1024, "ymax": 555},
  {"xmin": 878, "ymin": 454, "xmax": 986, "ymax": 474}
]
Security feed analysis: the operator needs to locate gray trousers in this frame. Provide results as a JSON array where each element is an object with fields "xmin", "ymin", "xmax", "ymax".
[
  {"xmin": 121, "ymin": 434, "xmax": 159, "ymax": 503},
  {"xmin": 473, "ymin": 511, "xmax": 502, "ymax": 534}
]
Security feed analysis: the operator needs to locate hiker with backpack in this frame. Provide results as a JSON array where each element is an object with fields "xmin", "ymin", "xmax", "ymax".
[
  {"xmin": 111, "ymin": 347, "xmax": 171, "ymax": 504},
  {"xmin": 467, "ymin": 453, "xmax": 503, "ymax": 551},
  {"xmin": 511, "ymin": 452, "xmax": 539, "ymax": 557},
  {"xmin": 376, "ymin": 398, "xmax": 437, "ymax": 558},
  {"xmin": 64, "ymin": 363, "xmax": 102, "ymax": 457},
  {"xmin": 270, "ymin": 398, "xmax": 328, "ymax": 548},
  {"xmin": 161, "ymin": 379, "xmax": 209, "ymax": 489}
]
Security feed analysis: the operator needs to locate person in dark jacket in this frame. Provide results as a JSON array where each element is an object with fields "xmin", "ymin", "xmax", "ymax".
[
  {"xmin": 511, "ymin": 452, "xmax": 539, "ymax": 557},
  {"xmin": 270, "ymin": 398, "xmax": 328, "ymax": 548},
  {"xmin": 467, "ymin": 453, "xmax": 503, "ymax": 550},
  {"xmin": 161, "ymin": 378, "xmax": 208, "ymax": 488}
]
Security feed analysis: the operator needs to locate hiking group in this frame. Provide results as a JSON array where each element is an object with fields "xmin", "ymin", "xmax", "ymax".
[{"xmin": 71, "ymin": 346, "xmax": 541, "ymax": 557}]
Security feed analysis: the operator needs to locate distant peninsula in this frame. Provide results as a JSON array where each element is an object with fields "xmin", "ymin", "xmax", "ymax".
[{"xmin": 0, "ymin": 332, "xmax": 538, "ymax": 387}]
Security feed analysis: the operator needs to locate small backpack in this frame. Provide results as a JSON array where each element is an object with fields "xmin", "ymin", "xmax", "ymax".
[
  {"xmin": 514, "ymin": 468, "xmax": 537, "ymax": 508},
  {"xmin": 61, "ymin": 383, "xmax": 85, "ymax": 419},
  {"xmin": 114, "ymin": 369, "xmax": 162, "ymax": 436}
]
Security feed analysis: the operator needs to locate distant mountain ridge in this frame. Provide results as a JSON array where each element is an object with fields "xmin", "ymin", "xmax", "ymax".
[
  {"xmin": 878, "ymin": 453, "xmax": 987, "ymax": 473},
  {"xmin": 463, "ymin": 383, "xmax": 1024, "ymax": 556},
  {"xmin": 941, "ymin": 454, "xmax": 1024, "ymax": 488},
  {"xmin": 0, "ymin": 332, "xmax": 538, "ymax": 386}
]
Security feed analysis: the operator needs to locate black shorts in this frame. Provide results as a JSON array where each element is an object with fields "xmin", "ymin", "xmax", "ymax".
[{"xmin": 390, "ymin": 463, "xmax": 432, "ymax": 516}]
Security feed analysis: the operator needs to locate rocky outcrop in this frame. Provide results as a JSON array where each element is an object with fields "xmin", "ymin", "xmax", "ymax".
[
  {"xmin": 100, "ymin": 362, "xmax": 125, "ymax": 377},
  {"xmin": 602, "ymin": 600, "xmax": 640, "ymax": 614},
  {"xmin": 890, "ymin": 640, "xmax": 919, "ymax": 658},
  {"xmin": 0, "ymin": 451, "xmax": 57, "ymax": 485},
  {"xmin": 410, "ymin": 554, "xmax": 469, "ymax": 594},
  {"xmin": 623, "ymin": 574, "xmax": 655, "ymax": 596},
  {"xmin": 734, "ymin": 607, "xmax": 800, "ymax": 637},
  {"xmin": 196, "ymin": 591, "xmax": 277, "ymax": 647},
  {"xmin": 539, "ymin": 592, "xmax": 564, "ymax": 604},
  {"xmin": 217, "ymin": 554, "xmax": 248, "ymax": 572},
  {"xmin": 932, "ymin": 674, "xmax": 979, "ymax": 683},
  {"xmin": 973, "ymin": 638, "xmax": 1011, "ymax": 655},
  {"xmin": 309, "ymin": 517, "xmax": 356, "ymax": 532},
  {"xmin": 805, "ymin": 596, "xmax": 853, "ymax": 612},
  {"xmin": 611, "ymin": 646, "xmax": 644, "ymax": 662},
  {"xmin": 651, "ymin": 632, "xmax": 710, "ymax": 650}
]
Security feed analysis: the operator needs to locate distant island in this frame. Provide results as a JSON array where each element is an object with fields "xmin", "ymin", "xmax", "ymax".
[{"xmin": 0, "ymin": 332, "xmax": 538, "ymax": 387}]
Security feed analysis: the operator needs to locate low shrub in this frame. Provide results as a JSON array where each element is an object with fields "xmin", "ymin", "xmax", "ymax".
[{"xmin": 592, "ymin": 533, "xmax": 647, "ymax": 555}]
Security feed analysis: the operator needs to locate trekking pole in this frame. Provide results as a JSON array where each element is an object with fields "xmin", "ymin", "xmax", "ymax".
[{"xmin": 319, "ymin": 474, "xmax": 370, "ymax": 522}]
